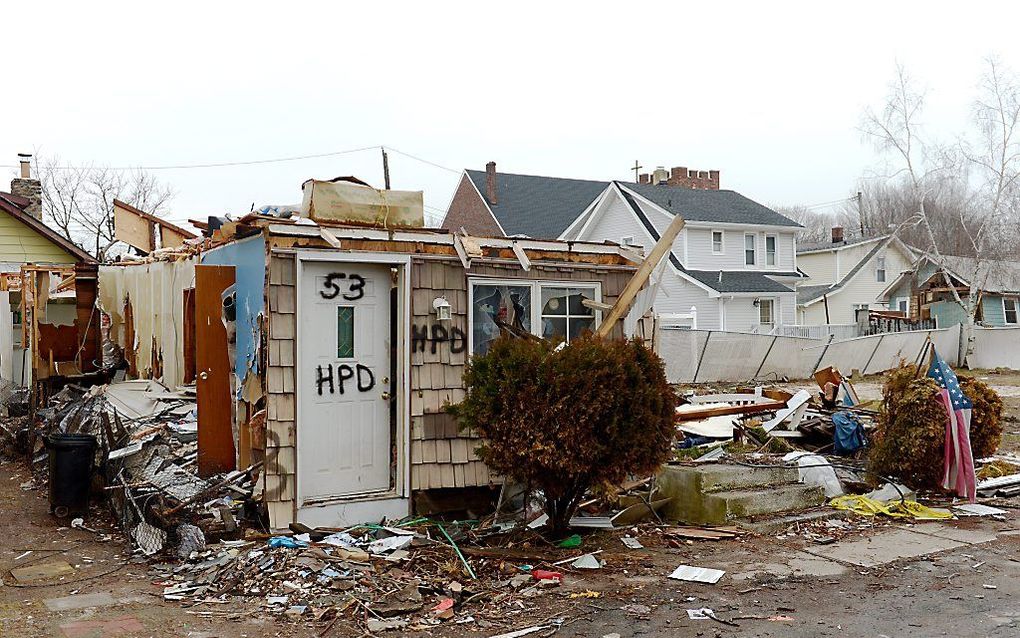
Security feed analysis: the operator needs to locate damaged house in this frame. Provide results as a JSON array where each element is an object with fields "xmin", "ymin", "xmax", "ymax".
[{"xmin": 97, "ymin": 177, "xmax": 644, "ymax": 530}]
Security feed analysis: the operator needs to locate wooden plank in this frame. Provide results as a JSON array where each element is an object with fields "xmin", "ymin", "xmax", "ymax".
[
  {"xmin": 596, "ymin": 211, "xmax": 685, "ymax": 338},
  {"xmin": 674, "ymin": 400, "xmax": 785, "ymax": 422},
  {"xmin": 196, "ymin": 264, "xmax": 237, "ymax": 477}
]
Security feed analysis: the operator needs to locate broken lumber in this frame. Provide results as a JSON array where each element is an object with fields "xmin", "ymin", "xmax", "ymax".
[{"xmin": 675, "ymin": 400, "xmax": 785, "ymax": 422}]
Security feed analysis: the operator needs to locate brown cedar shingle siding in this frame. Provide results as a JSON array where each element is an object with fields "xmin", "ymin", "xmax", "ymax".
[
  {"xmin": 440, "ymin": 174, "xmax": 504, "ymax": 237},
  {"xmin": 265, "ymin": 253, "xmax": 298, "ymax": 527}
]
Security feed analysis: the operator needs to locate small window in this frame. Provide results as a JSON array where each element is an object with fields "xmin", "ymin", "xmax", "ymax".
[
  {"xmin": 1005, "ymin": 298, "xmax": 1019, "ymax": 325},
  {"xmin": 471, "ymin": 284, "xmax": 532, "ymax": 355},
  {"xmin": 744, "ymin": 234, "xmax": 756, "ymax": 266},
  {"xmin": 541, "ymin": 286, "xmax": 597, "ymax": 342},
  {"xmin": 712, "ymin": 230, "xmax": 724, "ymax": 254},
  {"xmin": 765, "ymin": 235, "xmax": 777, "ymax": 266},
  {"xmin": 621, "ymin": 236, "xmax": 634, "ymax": 247},
  {"xmin": 876, "ymin": 256, "xmax": 887, "ymax": 283},
  {"xmin": 898, "ymin": 299, "xmax": 908, "ymax": 313},
  {"xmin": 336, "ymin": 306, "xmax": 355, "ymax": 358},
  {"xmin": 758, "ymin": 298, "xmax": 774, "ymax": 326}
]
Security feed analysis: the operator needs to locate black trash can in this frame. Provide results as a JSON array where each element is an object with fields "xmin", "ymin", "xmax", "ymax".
[{"xmin": 46, "ymin": 433, "xmax": 97, "ymax": 518}]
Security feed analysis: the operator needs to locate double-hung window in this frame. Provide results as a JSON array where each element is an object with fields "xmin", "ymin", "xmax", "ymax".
[
  {"xmin": 470, "ymin": 280, "xmax": 600, "ymax": 354},
  {"xmin": 765, "ymin": 234, "xmax": 777, "ymax": 266},
  {"xmin": 876, "ymin": 256, "xmax": 887, "ymax": 283},
  {"xmin": 712, "ymin": 230, "xmax": 724, "ymax": 254},
  {"xmin": 744, "ymin": 234, "xmax": 756, "ymax": 266},
  {"xmin": 1004, "ymin": 297, "xmax": 1019, "ymax": 325}
]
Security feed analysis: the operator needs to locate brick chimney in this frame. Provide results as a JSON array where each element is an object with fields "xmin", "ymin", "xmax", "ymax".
[
  {"xmin": 10, "ymin": 153, "xmax": 43, "ymax": 219},
  {"xmin": 485, "ymin": 161, "xmax": 498, "ymax": 206},
  {"xmin": 663, "ymin": 165, "xmax": 720, "ymax": 190},
  {"xmin": 831, "ymin": 226, "xmax": 844, "ymax": 244}
]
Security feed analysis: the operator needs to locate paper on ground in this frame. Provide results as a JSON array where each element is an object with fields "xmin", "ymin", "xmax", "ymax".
[{"xmin": 668, "ymin": 565, "xmax": 725, "ymax": 584}]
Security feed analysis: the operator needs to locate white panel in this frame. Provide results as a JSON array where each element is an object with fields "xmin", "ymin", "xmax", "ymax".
[{"xmin": 299, "ymin": 261, "xmax": 392, "ymax": 501}]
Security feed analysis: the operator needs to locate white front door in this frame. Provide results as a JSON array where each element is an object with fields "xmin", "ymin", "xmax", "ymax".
[{"xmin": 298, "ymin": 261, "xmax": 392, "ymax": 503}]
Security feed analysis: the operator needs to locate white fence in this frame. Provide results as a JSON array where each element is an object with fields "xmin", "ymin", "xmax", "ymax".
[
  {"xmin": 968, "ymin": 327, "xmax": 1020, "ymax": 370},
  {"xmin": 656, "ymin": 325, "xmax": 990, "ymax": 383}
]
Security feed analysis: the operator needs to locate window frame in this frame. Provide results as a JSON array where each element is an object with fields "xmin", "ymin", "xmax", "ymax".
[
  {"xmin": 765, "ymin": 234, "xmax": 777, "ymax": 267},
  {"xmin": 876, "ymin": 255, "xmax": 887, "ymax": 283},
  {"xmin": 621, "ymin": 236, "xmax": 634, "ymax": 247},
  {"xmin": 467, "ymin": 278, "xmax": 603, "ymax": 354},
  {"xmin": 1003, "ymin": 297, "xmax": 1019, "ymax": 325},
  {"xmin": 757, "ymin": 297, "xmax": 775, "ymax": 326},
  {"xmin": 744, "ymin": 233, "xmax": 757, "ymax": 266},
  {"xmin": 711, "ymin": 230, "xmax": 724, "ymax": 255}
]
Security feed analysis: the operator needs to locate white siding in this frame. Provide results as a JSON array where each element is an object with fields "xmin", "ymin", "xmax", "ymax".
[
  {"xmin": 582, "ymin": 194, "xmax": 650, "ymax": 249},
  {"xmin": 684, "ymin": 227, "xmax": 797, "ymax": 272},
  {"xmin": 654, "ymin": 275, "xmax": 718, "ymax": 328}
]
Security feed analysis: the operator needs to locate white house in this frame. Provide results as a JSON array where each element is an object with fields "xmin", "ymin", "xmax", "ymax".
[
  {"xmin": 796, "ymin": 230, "xmax": 917, "ymax": 325},
  {"xmin": 442, "ymin": 164, "xmax": 805, "ymax": 333}
]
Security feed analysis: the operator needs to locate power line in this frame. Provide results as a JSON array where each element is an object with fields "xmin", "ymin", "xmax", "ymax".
[
  {"xmin": 0, "ymin": 145, "xmax": 381, "ymax": 171},
  {"xmin": 383, "ymin": 146, "xmax": 460, "ymax": 174},
  {"xmin": 800, "ymin": 196, "xmax": 857, "ymax": 211}
]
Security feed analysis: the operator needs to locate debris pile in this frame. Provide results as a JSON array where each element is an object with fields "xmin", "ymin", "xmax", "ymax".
[
  {"xmin": 35, "ymin": 379, "xmax": 258, "ymax": 556},
  {"xmin": 154, "ymin": 521, "xmax": 584, "ymax": 631}
]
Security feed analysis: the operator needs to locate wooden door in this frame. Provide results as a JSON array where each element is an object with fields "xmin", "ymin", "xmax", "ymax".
[{"xmin": 196, "ymin": 265, "xmax": 236, "ymax": 477}]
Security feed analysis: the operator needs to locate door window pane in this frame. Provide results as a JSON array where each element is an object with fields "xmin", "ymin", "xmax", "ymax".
[
  {"xmin": 541, "ymin": 286, "xmax": 596, "ymax": 343},
  {"xmin": 336, "ymin": 306, "xmax": 355, "ymax": 358},
  {"xmin": 471, "ymin": 284, "xmax": 532, "ymax": 354},
  {"xmin": 759, "ymin": 299, "xmax": 774, "ymax": 325}
]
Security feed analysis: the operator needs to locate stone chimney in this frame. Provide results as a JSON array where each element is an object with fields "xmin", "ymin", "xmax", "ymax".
[
  {"xmin": 11, "ymin": 153, "xmax": 43, "ymax": 219},
  {"xmin": 485, "ymin": 161, "xmax": 498, "ymax": 206},
  {"xmin": 831, "ymin": 226, "xmax": 845, "ymax": 244}
]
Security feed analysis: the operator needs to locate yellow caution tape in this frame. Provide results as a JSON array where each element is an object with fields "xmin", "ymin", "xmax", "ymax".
[
  {"xmin": 568, "ymin": 590, "xmax": 602, "ymax": 599},
  {"xmin": 829, "ymin": 495, "xmax": 953, "ymax": 520}
]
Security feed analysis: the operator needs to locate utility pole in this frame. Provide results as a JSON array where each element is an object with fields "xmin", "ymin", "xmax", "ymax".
[
  {"xmin": 857, "ymin": 191, "xmax": 864, "ymax": 236},
  {"xmin": 631, "ymin": 160, "xmax": 642, "ymax": 182},
  {"xmin": 382, "ymin": 147, "xmax": 391, "ymax": 190}
]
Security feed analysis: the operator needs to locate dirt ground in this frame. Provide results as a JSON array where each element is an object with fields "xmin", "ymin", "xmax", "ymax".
[{"xmin": 3, "ymin": 369, "xmax": 1020, "ymax": 638}]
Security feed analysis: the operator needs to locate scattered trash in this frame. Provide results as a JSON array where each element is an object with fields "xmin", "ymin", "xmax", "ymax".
[
  {"xmin": 954, "ymin": 503, "xmax": 1008, "ymax": 517},
  {"xmin": 557, "ymin": 534, "xmax": 582, "ymax": 548},
  {"xmin": 570, "ymin": 553, "xmax": 602, "ymax": 569},
  {"xmin": 621, "ymin": 536, "xmax": 644, "ymax": 549},
  {"xmin": 668, "ymin": 565, "xmax": 725, "ymax": 584}
]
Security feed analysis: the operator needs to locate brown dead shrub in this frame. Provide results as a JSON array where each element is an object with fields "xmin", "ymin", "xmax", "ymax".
[
  {"xmin": 869, "ymin": 364, "xmax": 1005, "ymax": 492},
  {"xmin": 959, "ymin": 375, "xmax": 1004, "ymax": 458},
  {"xmin": 449, "ymin": 334, "xmax": 678, "ymax": 534}
]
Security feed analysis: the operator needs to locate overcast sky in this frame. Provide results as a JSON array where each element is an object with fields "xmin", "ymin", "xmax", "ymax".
[{"xmin": 3, "ymin": 1, "xmax": 1019, "ymax": 227}]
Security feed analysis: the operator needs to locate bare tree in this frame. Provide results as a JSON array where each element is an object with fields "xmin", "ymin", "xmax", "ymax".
[
  {"xmin": 773, "ymin": 204, "xmax": 837, "ymax": 244},
  {"xmin": 36, "ymin": 156, "xmax": 174, "ymax": 260},
  {"xmin": 860, "ymin": 61, "xmax": 1020, "ymax": 328}
]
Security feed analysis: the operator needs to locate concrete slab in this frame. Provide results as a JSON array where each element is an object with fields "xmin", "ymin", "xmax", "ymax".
[
  {"xmin": 730, "ymin": 550, "xmax": 847, "ymax": 581},
  {"xmin": 805, "ymin": 528, "xmax": 966, "ymax": 567},
  {"xmin": 902, "ymin": 523, "xmax": 999, "ymax": 545},
  {"xmin": 44, "ymin": 592, "xmax": 117, "ymax": 612},
  {"xmin": 10, "ymin": 560, "xmax": 75, "ymax": 583}
]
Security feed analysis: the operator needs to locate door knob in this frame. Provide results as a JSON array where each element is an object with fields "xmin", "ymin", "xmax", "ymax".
[
  {"xmin": 199, "ymin": 371, "xmax": 209, "ymax": 380},
  {"xmin": 380, "ymin": 392, "xmax": 391, "ymax": 401}
]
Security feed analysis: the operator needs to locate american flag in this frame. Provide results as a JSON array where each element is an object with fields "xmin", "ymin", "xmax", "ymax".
[{"xmin": 927, "ymin": 349, "xmax": 976, "ymax": 502}]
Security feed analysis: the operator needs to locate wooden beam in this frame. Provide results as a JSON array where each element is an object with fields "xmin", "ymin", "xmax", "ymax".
[
  {"xmin": 596, "ymin": 212, "xmax": 686, "ymax": 338},
  {"xmin": 675, "ymin": 400, "xmax": 786, "ymax": 422},
  {"xmin": 511, "ymin": 241, "xmax": 532, "ymax": 271}
]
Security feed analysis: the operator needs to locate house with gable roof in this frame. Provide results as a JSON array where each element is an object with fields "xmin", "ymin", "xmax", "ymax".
[
  {"xmin": 442, "ymin": 162, "xmax": 805, "ymax": 332},
  {"xmin": 795, "ymin": 228, "xmax": 917, "ymax": 325}
]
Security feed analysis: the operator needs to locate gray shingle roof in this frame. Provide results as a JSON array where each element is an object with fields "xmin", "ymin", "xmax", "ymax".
[
  {"xmin": 797, "ymin": 284, "xmax": 837, "ymax": 305},
  {"xmin": 465, "ymin": 170, "xmax": 607, "ymax": 238},
  {"xmin": 465, "ymin": 170, "xmax": 802, "ymax": 239},
  {"xmin": 686, "ymin": 270, "xmax": 797, "ymax": 293},
  {"xmin": 622, "ymin": 183, "xmax": 802, "ymax": 228},
  {"xmin": 797, "ymin": 235, "xmax": 883, "ymax": 254},
  {"xmin": 616, "ymin": 187, "xmax": 794, "ymax": 295}
]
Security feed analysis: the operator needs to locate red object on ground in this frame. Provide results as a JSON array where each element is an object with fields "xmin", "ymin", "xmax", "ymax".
[
  {"xmin": 531, "ymin": 569, "xmax": 563, "ymax": 581},
  {"xmin": 432, "ymin": 598, "xmax": 455, "ymax": 612}
]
